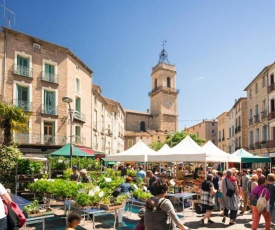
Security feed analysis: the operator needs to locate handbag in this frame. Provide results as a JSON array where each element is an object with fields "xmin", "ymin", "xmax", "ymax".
[
  {"xmin": 225, "ymin": 179, "xmax": 235, "ymax": 197},
  {"xmin": 249, "ymin": 194, "xmax": 257, "ymax": 206},
  {"xmin": 256, "ymin": 188, "xmax": 268, "ymax": 213}
]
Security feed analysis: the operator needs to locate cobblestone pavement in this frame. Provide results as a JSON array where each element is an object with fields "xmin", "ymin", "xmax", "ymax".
[{"xmin": 23, "ymin": 205, "xmax": 271, "ymax": 230}]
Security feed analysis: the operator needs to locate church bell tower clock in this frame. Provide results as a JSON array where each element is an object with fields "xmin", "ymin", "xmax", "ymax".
[{"xmin": 149, "ymin": 43, "xmax": 179, "ymax": 132}]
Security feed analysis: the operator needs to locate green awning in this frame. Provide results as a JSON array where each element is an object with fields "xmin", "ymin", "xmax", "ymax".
[
  {"xmin": 50, "ymin": 143, "xmax": 94, "ymax": 157},
  {"xmin": 232, "ymin": 148, "xmax": 270, "ymax": 163},
  {"xmin": 101, "ymin": 158, "xmax": 117, "ymax": 165}
]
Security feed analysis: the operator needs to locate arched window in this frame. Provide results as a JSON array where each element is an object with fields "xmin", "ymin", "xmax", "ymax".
[
  {"xmin": 154, "ymin": 79, "xmax": 157, "ymax": 89},
  {"xmin": 167, "ymin": 77, "xmax": 171, "ymax": 88},
  {"xmin": 140, "ymin": 121, "xmax": 146, "ymax": 132}
]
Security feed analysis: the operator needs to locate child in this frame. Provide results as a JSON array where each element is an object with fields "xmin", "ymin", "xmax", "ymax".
[
  {"xmin": 134, "ymin": 208, "xmax": 145, "ymax": 230},
  {"xmin": 66, "ymin": 212, "xmax": 82, "ymax": 230}
]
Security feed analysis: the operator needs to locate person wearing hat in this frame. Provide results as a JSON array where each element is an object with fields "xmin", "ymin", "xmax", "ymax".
[
  {"xmin": 79, "ymin": 169, "xmax": 92, "ymax": 183},
  {"xmin": 146, "ymin": 170, "xmax": 158, "ymax": 196},
  {"xmin": 70, "ymin": 166, "xmax": 80, "ymax": 182}
]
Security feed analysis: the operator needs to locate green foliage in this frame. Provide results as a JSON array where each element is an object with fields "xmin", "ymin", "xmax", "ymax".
[
  {"xmin": 63, "ymin": 168, "xmax": 73, "ymax": 180},
  {"xmin": 150, "ymin": 131, "xmax": 206, "ymax": 150},
  {"xmin": 127, "ymin": 169, "xmax": 137, "ymax": 177},
  {"xmin": 0, "ymin": 102, "xmax": 29, "ymax": 146},
  {"xmin": 114, "ymin": 194, "xmax": 127, "ymax": 205},
  {"xmin": 28, "ymin": 179, "xmax": 87, "ymax": 199},
  {"xmin": 133, "ymin": 189, "xmax": 153, "ymax": 200},
  {"xmin": 23, "ymin": 200, "xmax": 39, "ymax": 213},
  {"xmin": 49, "ymin": 156, "xmax": 100, "ymax": 170},
  {"xmin": 149, "ymin": 141, "xmax": 164, "ymax": 151},
  {"xmin": 17, "ymin": 159, "xmax": 44, "ymax": 174},
  {"xmin": 0, "ymin": 145, "xmax": 22, "ymax": 190},
  {"xmin": 75, "ymin": 191, "xmax": 102, "ymax": 207}
]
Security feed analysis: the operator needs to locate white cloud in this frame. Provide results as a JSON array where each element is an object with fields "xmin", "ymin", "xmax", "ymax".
[{"xmin": 195, "ymin": 76, "xmax": 206, "ymax": 80}]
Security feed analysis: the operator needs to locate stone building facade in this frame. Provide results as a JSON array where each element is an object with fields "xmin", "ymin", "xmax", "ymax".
[
  {"xmin": 216, "ymin": 112, "xmax": 229, "ymax": 152},
  {"xmin": 0, "ymin": 27, "xmax": 93, "ymax": 156},
  {"xmin": 184, "ymin": 120, "xmax": 218, "ymax": 145}
]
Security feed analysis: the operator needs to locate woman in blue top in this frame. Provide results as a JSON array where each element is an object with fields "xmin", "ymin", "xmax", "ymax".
[{"xmin": 117, "ymin": 176, "xmax": 135, "ymax": 227}]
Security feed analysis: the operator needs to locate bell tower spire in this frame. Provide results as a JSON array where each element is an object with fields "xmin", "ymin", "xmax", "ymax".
[{"xmin": 148, "ymin": 42, "xmax": 179, "ymax": 132}]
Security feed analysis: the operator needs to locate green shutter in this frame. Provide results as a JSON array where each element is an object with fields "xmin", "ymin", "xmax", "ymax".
[{"xmin": 76, "ymin": 98, "xmax": 81, "ymax": 112}]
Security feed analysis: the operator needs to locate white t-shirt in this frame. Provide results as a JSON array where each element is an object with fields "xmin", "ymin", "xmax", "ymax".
[
  {"xmin": 0, "ymin": 183, "xmax": 7, "ymax": 219},
  {"xmin": 218, "ymin": 179, "xmax": 222, "ymax": 191}
]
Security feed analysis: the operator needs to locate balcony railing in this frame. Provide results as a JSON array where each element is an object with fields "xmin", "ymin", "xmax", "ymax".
[
  {"xmin": 268, "ymin": 82, "xmax": 275, "ymax": 93},
  {"xmin": 41, "ymin": 104, "xmax": 58, "ymax": 115},
  {"xmin": 148, "ymin": 86, "xmax": 180, "ymax": 96},
  {"xmin": 13, "ymin": 64, "xmax": 33, "ymax": 78},
  {"xmin": 248, "ymin": 118, "xmax": 253, "ymax": 125},
  {"xmin": 261, "ymin": 141, "xmax": 267, "ymax": 148},
  {"xmin": 14, "ymin": 133, "xmax": 66, "ymax": 145},
  {"xmin": 255, "ymin": 142, "xmax": 261, "ymax": 149},
  {"xmin": 268, "ymin": 111, "xmax": 275, "ymax": 120},
  {"xmin": 42, "ymin": 72, "xmax": 59, "ymax": 84},
  {"xmin": 261, "ymin": 110, "xmax": 267, "ymax": 120},
  {"xmin": 249, "ymin": 144, "xmax": 255, "ymax": 150},
  {"xmin": 254, "ymin": 115, "xmax": 260, "ymax": 123},
  {"xmin": 74, "ymin": 111, "xmax": 86, "ymax": 122},
  {"xmin": 74, "ymin": 135, "xmax": 86, "ymax": 145},
  {"xmin": 267, "ymin": 139, "xmax": 275, "ymax": 148},
  {"xmin": 13, "ymin": 99, "xmax": 32, "ymax": 112}
]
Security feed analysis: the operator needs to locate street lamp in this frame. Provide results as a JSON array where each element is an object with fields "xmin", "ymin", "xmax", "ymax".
[{"xmin": 62, "ymin": 96, "xmax": 73, "ymax": 169}]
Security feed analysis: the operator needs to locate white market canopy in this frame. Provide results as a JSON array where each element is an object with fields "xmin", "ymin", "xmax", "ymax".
[
  {"xmin": 105, "ymin": 139, "xmax": 157, "ymax": 162},
  {"xmin": 201, "ymin": 141, "xmax": 241, "ymax": 163},
  {"xmin": 157, "ymin": 144, "xmax": 171, "ymax": 154},
  {"xmin": 148, "ymin": 135, "xmax": 207, "ymax": 162}
]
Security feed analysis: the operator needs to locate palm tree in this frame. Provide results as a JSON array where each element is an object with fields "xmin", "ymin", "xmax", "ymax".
[{"xmin": 0, "ymin": 102, "xmax": 30, "ymax": 146}]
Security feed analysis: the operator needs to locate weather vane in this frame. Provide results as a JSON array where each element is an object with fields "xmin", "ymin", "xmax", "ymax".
[{"xmin": 161, "ymin": 40, "xmax": 167, "ymax": 49}]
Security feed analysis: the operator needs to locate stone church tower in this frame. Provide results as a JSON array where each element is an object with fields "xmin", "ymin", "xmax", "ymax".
[
  {"xmin": 124, "ymin": 47, "xmax": 179, "ymax": 149},
  {"xmin": 149, "ymin": 48, "xmax": 179, "ymax": 132}
]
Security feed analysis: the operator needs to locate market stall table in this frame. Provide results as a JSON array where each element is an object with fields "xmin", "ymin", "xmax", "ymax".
[
  {"xmin": 82, "ymin": 208, "xmax": 119, "ymax": 229},
  {"xmin": 23, "ymin": 214, "xmax": 54, "ymax": 230},
  {"xmin": 166, "ymin": 192, "xmax": 197, "ymax": 217},
  {"xmin": 126, "ymin": 198, "xmax": 145, "ymax": 216}
]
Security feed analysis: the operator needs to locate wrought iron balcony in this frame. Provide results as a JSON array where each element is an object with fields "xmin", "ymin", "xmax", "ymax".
[
  {"xmin": 74, "ymin": 135, "xmax": 86, "ymax": 145},
  {"xmin": 261, "ymin": 110, "xmax": 267, "ymax": 120},
  {"xmin": 248, "ymin": 118, "xmax": 253, "ymax": 125},
  {"xmin": 148, "ymin": 86, "xmax": 180, "ymax": 96},
  {"xmin": 13, "ymin": 64, "xmax": 33, "ymax": 78},
  {"xmin": 249, "ymin": 144, "xmax": 255, "ymax": 150},
  {"xmin": 255, "ymin": 142, "xmax": 261, "ymax": 149},
  {"xmin": 14, "ymin": 133, "xmax": 67, "ymax": 145},
  {"xmin": 268, "ymin": 111, "xmax": 275, "ymax": 120},
  {"xmin": 42, "ymin": 72, "xmax": 59, "ymax": 84},
  {"xmin": 13, "ymin": 99, "xmax": 32, "ymax": 112},
  {"xmin": 267, "ymin": 139, "xmax": 275, "ymax": 148},
  {"xmin": 261, "ymin": 141, "xmax": 267, "ymax": 148},
  {"xmin": 268, "ymin": 82, "xmax": 275, "ymax": 93},
  {"xmin": 41, "ymin": 104, "xmax": 58, "ymax": 115},
  {"xmin": 254, "ymin": 115, "xmax": 260, "ymax": 123},
  {"xmin": 74, "ymin": 111, "xmax": 86, "ymax": 122}
]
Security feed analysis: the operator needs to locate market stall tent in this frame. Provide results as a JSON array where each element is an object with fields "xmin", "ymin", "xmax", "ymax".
[
  {"xmin": 201, "ymin": 141, "xmax": 241, "ymax": 163},
  {"xmin": 50, "ymin": 143, "xmax": 94, "ymax": 157},
  {"xmin": 105, "ymin": 139, "xmax": 157, "ymax": 162},
  {"xmin": 157, "ymin": 144, "xmax": 171, "ymax": 154},
  {"xmin": 148, "ymin": 135, "xmax": 207, "ymax": 162},
  {"xmin": 232, "ymin": 148, "xmax": 270, "ymax": 163}
]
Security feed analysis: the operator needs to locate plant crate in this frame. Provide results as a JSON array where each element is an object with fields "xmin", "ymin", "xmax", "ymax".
[{"xmin": 100, "ymin": 203, "xmax": 123, "ymax": 210}]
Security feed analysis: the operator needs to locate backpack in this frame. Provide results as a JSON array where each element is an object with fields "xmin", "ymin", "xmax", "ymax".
[
  {"xmin": 145, "ymin": 198, "xmax": 173, "ymax": 230},
  {"xmin": 256, "ymin": 188, "xmax": 268, "ymax": 213}
]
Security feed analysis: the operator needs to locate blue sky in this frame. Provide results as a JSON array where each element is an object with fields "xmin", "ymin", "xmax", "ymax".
[{"xmin": 2, "ymin": 0, "xmax": 275, "ymax": 130}]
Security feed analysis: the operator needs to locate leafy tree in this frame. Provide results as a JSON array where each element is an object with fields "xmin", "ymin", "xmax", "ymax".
[
  {"xmin": 0, "ymin": 102, "xmax": 29, "ymax": 146},
  {"xmin": 0, "ymin": 145, "xmax": 22, "ymax": 190},
  {"xmin": 150, "ymin": 131, "xmax": 206, "ymax": 150}
]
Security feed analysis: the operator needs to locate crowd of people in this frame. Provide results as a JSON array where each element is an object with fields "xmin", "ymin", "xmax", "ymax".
[
  {"xmin": 199, "ymin": 166, "xmax": 275, "ymax": 230},
  {"xmin": 67, "ymin": 163, "xmax": 275, "ymax": 230}
]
